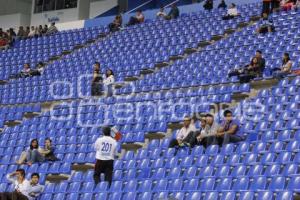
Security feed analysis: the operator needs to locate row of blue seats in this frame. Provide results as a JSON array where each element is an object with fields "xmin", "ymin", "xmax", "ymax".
[{"xmin": 38, "ymin": 190, "xmax": 294, "ymax": 200}]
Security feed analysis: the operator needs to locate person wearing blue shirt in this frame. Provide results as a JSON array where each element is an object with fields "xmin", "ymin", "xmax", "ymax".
[{"xmin": 216, "ymin": 110, "xmax": 244, "ymax": 145}]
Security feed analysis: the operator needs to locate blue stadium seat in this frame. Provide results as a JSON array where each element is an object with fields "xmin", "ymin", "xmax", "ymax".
[
  {"xmin": 199, "ymin": 178, "xmax": 215, "ymax": 191},
  {"xmin": 215, "ymin": 178, "xmax": 232, "ymax": 191},
  {"xmin": 249, "ymin": 177, "xmax": 267, "ymax": 191},
  {"xmin": 268, "ymin": 176, "xmax": 286, "ymax": 191}
]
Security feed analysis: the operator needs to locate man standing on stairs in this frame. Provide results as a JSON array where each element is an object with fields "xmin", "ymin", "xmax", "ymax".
[
  {"xmin": 93, "ymin": 127, "xmax": 117, "ymax": 187},
  {"xmin": 169, "ymin": 116, "xmax": 197, "ymax": 148}
]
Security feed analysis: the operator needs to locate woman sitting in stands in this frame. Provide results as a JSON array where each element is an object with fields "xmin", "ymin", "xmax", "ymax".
[
  {"xmin": 103, "ymin": 69, "xmax": 115, "ymax": 97},
  {"xmin": 272, "ymin": 52, "xmax": 293, "ymax": 79},
  {"xmin": 91, "ymin": 62, "xmax": 103, "ymax": 96},
  {"xmin": 109, "ymin": 15, "xmax": 122, "ymax": 32},
  {"xmin": 222, "ymin": 3, "xmax": 239, "ymax": 20},
  {"xmin": 39, "ymin": 138, "xmax": 59, "ymax": 161},
  {"xmin": 17, "ymin": 139, "xmax": 45, "ymax": 165},
  {"xmin": 228, "ymin": 57, "xmax": 261, "ymax": 83}
]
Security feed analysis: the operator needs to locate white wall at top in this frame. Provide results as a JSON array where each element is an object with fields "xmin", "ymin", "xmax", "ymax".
[
  {"xmin": 0, "ymin": 13, "xmax": 30, "ymax": 30},
  {"xmin": 30, "ymin": 8, "xmax": 79, "ymax": 26},
  {"xmin": 56, "ymin": 20, "xmax": 85, "ymax": 31},
  {"xmin": 89, "ymin": 0, "xmax": 118, "ymax": 18}
]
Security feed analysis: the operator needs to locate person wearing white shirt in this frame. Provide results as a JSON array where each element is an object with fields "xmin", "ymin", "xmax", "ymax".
[
  {"xmin": 103, "ymin": 69, "xmax": 115, "ymax": 97},
  {"xmin": 0, "ymin": 169, "xmax": 31, "ymax": 200},
  {"xmin": 222, "ymin": 3, "xmax": 239, "ymax": 20},
  {"xmin": 197, "ymin": 113, "xmax": 220, "ymax": 148},
  {"xmin": 28, "ymin": 26, "xmax": 37, "ymax": 37},
  {"xmin": 272, "ymin": 52, "xmax": 293, "ymax": 79},
  {"xmin": 169, "ymin": 116, "xmax": 198, "ymax": 148},
  {"xmin": 94, "ymin": 127, "xmax": 117, "ymax": 186}
]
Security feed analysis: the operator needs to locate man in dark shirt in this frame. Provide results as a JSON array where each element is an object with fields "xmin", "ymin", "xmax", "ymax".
[
  {"xmin": 203, "ymin": 0, "xmax": 213, "ymax": 11},
  {"xmin": 218, "ymin": 0, "xmax": 227, "ymax": 9},
  {"xmin": 166, "ymin": 3, "xmax": 180, "ymax": 19},
  {"xmin": 216, "ymin": 110, "xmax": 244, "ymax": 145}
]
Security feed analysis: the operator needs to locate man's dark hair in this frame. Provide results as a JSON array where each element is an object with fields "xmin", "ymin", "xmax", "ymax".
[
  {"xmin": 223, "ymin": 110, "xmax": 233, "ymax": 117},
  {"xmin": 206, "ymin": 113, "xmax": 214, "ymax": 118},
  {"xmin": 31, "ymin": 173, "xmax": 40, "ymax": 179},
  {"xmin": 256, "ymin": 50, "xmax": 262, "ymax": 54},
  {"xmin": 94, "ymin": 62, "xmax": 100, "ymax": 66},
  {"xmin": 51, "ymin": 22, "xmax": 55, "ymax": 26},
  {"xmin": 137, "ymin": 9, "xmax": 142, "ymax": 13},
  {"xmin": 103, "ymin": 126, "xmax": 111, "ymax": 136},
  {"xmin": 16, "ymin": 169, "xmax": 25, "ymax": 177}
]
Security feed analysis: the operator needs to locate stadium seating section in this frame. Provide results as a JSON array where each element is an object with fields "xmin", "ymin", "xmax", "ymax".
[{"xmin": 0, "ymin": 2, "xmax": 299, "ymax": 200}]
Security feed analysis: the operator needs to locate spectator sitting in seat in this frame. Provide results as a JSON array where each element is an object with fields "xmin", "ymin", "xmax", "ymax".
[
  {"xmin": 272, "ymin": 52, "xmax": 293, "ymax": 79},
  {"xmin": 17, "ymin": 139, "xmax": 45, "ymax": 165},
  {"xmin": 46, "ymin": 22, "xmax": 58, "ymax": 35},
  {"xmin": 169, "ymin": 116, "xmax": 197, "ymax": 148},
  {"xmin": 190, "ymin": 116, "xmax": 207, "ymax": 147},
  {"xmin": 25, "ymin": 26, "xmax": 30, "ymax": 37},
  {"xmin": 103, "ymin": 69, "xmax": 115, "ymax": 97},
  {"xmin": 203, "ymin": 0, "xmax": 213, "ymax": 11},
  {"xmin": 197, "ymin": 113, "xmax": 220, "ymax": 148},
  {"xmin": 222, "ymin": 3, "xmax": 239, "ymax": 20},
  {"xmin": 0, "ymin": 169, "xmax": 31, "ymax": 200},
  {"xmin": 156, "ymin": 6, "xmax": 167, "ymax": 18},
  {"xmin": 17, "ymin": 26, "xmax": 26, "ymax": 39},
  {"xmin": 42, "ymin": 25, "xmax": 48, "ymax": 34},
  {"xmin": 38, "ymin": 25, "xmax": 43, "ymax": 35},
  {"xmin": 127, "ymin": 10, "xmax": 145, "ymax": 26},
  {"xmin": 10, "ymin": 63, "xmax": 31, "ymax": 79},
  {"xmin": 30, "ymin": 62, "xmax": 45, "ymax": 76},
  {"xmin": 228, "ymin": 50, "xmax": 265, "ymax": 83},
  {"xmin": 256, "ymin": 13, "xmax": 275, "ymax": 34},
  {"xmin": 216, "ymin": 110, "xmax": 244, "ymax": 145},
  {"xmin": 28, "ymin": 26, "xmax": 37, "ymax": 37},
  {"xmin": 39, "ymin": 138, "xmax": 59, "ymax": 161},
  {"xmin": 28, "ymin": 173, "xmax": 44, "ymax": 200},
  {"xmin": 8, "ymin": 28, "xmax": 16, "ymax": 45},
  {"xmin": 0, "ymin": 28, "xmax": 9, "ymax": 49},
  {"xmin": 91, "ymin": 62, "xmax": 103, "ymax": 96},
  {"xmin": 21, "ymin": 63, "xmax": 32, "ymax": 78},
  {"xmin": 109, "ymin": 15, "xmax": 122, "ymax": 32},
  {"xmin": 218, "ymin": 0, "xmax": 227, "ymax": 9},
  {"xmin": 165, "ymin": 3, "xmax": 180, "ymax": 20}
]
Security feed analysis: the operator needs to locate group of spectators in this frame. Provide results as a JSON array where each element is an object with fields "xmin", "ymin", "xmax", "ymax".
[
  {"xmin": 0, "ymin": 22, "xmax": 58, "ymax": 50},
  {"xmin": 108, "ymin": 3, "xmax": 180, "ymax": 32},
  {"xmin": 91, "ymin": 62, "xmax": 115, "ymax": 97},
  {"xmin": 0, "ymin": 170, "xmax": 44, "ymax": 200},
  {"xmin": 228, "ymin": 50, "xmax": 293, "ymax": 83},
  {"xmin": 17, "ymin": 22, "xmax": 58, "ymax": 39},
  {"xmin": 10, "ymin": 63, "xmax": 45, "ymax": 79},
  {"xmin": 169, "ymin": 110, "xmax": 244, "ymax": 149},
  {"xmin": 0, "ymin": 138, "xmax": 56, "ymax": 199},
  {"xmin": 16, "ymin": 138, "xmax": 58, "ymax": 165}
]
